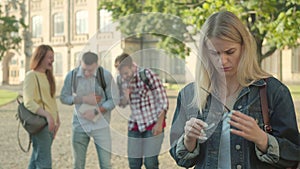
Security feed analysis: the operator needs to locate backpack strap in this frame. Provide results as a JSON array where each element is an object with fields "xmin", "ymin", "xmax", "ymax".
[
  {"xmin": 71, "ymin": 67, "xmax": 79, "ymax": 93},
  {"xmin": 97, "ymin": 66, "xmax": 106, "ymax": 90},
  {"xmin": 139, "ymin": 69, "xmax": 153, "ymax": 89},
  {"xmin": 97, "ymin": 66, "xmax": 107, "ymax": 99},
  {"xmin": 259, "ymin": 80, "xmax": 272, "ymax": 133},
  {"xmin": 71, "ymin": 66, "xmax": 106, "ymax": 93}
]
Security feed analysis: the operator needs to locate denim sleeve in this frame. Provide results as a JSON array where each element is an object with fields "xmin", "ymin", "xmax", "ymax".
[
  {"xmin": 265, "ymin": 78, "xmax": 300, "ymax": 168},
  {"xmin": 255, "ymin": 134, "xmax": 279, "ymax": 163},
  {"xmin": 60, "ymin": 71, "xmax": 74, "ymax": 105},
  {"xmin": 100, "ymin": 71, "xmax": 119, "ymax": 111},
  {"xmin": 169, "ymin": 84, "xmax": 200, "ymax": 168},
  {"xmin": 176, "ymin": 135, "xmax": 201, "ymax": 159}
]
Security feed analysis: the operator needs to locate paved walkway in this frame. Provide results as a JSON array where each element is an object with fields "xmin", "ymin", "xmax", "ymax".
[
  {"xmin": 0, "ymin": 84, "xmax": 181, "ymax": 169},
  {"xmin": 0, "ymin": 84, "xmax": 299, "ymax": 169}
]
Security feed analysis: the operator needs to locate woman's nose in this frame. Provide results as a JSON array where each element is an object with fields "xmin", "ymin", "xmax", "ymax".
[{"xmin": 220, "ymin": 53, "xmax": 228, "ymax": 64}]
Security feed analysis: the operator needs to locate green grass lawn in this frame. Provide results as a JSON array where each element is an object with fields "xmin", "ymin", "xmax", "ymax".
[{"xmin": 0, "ymin": 89, "xmax": 18, "ymax": 107}]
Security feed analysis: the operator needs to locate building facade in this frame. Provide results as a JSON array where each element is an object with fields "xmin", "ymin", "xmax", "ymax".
[{"xmin": 0, "ymin": 0, "xmax": 299, "ymax": 94}]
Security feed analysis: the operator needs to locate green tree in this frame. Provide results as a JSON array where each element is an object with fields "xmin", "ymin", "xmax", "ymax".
[
  {"xmin": 0, "ymin": 4, "xmax": 25, "ymax": 61},
  {"xmin": 99, "ymin": 0, "xmax": 300, "ymax": 65}
]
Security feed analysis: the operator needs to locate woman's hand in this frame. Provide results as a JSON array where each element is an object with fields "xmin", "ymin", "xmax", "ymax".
[
  {"xmin": 45, "ymin": 113, "xmax": 55, "ymax": 133},
  {"xmin": 229, "ymin": 111, "xmax": 268, "ymax": 152},
  {"xmin": 183, "ymin": 117, "xmax": 208, "ymax": 152},
  {"xmin": 53, "ymin": 116, "xmax": 60, "ymax": 139}
]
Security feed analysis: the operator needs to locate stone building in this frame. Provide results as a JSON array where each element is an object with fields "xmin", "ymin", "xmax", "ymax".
[{"xmin": 0, "ymin": 0, "xmax": 299, "ymax": 94}]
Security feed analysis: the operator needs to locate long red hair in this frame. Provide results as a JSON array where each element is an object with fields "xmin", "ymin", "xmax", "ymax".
[{"xmin": 30, "ymin": 44, "xmax": 56, "ymax": 97}]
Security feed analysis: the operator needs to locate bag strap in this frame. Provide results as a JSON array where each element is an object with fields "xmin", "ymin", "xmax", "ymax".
[
  {"xmin": 72, "ymin": 67, "xmax": 107, "ymax": 98},
  {"xmin": 139, "ymin": 68, "xmax": 153, "ymax": 89},
  {"xmin": 97, "ymin": 66, "xmax": 107, "ymax": 99},
  {"xmin": 35, "ymin": 74, "xmax": 45, "ymax": 109},
  {"xmin": 97, "ymin": 66, "xmax": 106, "ymax": 90},
  {"xmin": 16, "ymin": 74, "xmax": 44, "ymax": 153},
  {"xmin": 259, "ymin": 80, "xmax": 272, "ymax": 133},
  {"xmin": 17, "ymin": 121, "xmax": 31, "ymax": 152}
]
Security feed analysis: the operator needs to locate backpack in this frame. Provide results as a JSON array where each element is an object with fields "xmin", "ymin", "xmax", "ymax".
[
  {"xmin": 71, "ymin": 66, "xmax": 106, "ymax": 93},
  {"xmin": 116, "ymin": 68, "xmax": 153, "ymax": 89}
]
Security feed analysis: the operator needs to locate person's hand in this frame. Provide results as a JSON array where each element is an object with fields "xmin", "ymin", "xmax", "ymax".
[
  {"xmin": 82, "ymin": 93, "xmax": 101, "ymax": 105},
  {"xmin": 82, "ymin": 109, "xmax": 97, "ymax": 121},
  {"xmin": 229, "ymin": 110, "xmax": 268, "ymax": 152},
  {"xmin": 53, "ymin": 118, "xmax": 60, "ymax": 139},
  {"xmin": 183, "ymin": 117, "xmax": 208, "ymax": 152},
  {"xmin": 184, "ymin": 117, "xmax": 208, "ymax": 141},
  {"xmin": 152, "ymin": 123, "xmax": 163, "ymax": 136},
  {"xmin": 45, "ymin": 113, "xmax": 55, "ymax": 133},
  {"xmin": 123, "ymin": 89, "xmax": 130, "ymax": 101}
]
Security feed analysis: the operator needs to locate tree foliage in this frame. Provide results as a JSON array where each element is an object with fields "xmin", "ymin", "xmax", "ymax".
[
  {"xmin": 0, "ymin": 4, "xmax": 25, "ymax": 61},
  {"xmin": 99, "ymin": 0, "xmax": 300, "ymax": 64}
]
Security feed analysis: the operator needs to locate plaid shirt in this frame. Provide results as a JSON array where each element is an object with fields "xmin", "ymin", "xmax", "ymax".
[{"xmin": 127, "ymin": 68, "xmax": 169, "ymax": 132}]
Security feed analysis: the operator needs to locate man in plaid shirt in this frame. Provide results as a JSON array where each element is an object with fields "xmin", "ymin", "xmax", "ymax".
[{"xmin": 115, "ymin": 53, "xmax": 169, "ymax": 169}]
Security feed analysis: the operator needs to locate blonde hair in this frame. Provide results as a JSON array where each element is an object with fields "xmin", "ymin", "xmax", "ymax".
[
  {"xmin": 193, "ymin": 11, "xmax": 271, "ymax": 111},
  {"xmin": 30, "ymin": 44, "xmax": 56, "ymax": 97}
]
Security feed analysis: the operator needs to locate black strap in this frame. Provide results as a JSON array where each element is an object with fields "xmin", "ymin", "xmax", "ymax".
[
  {"xmin": 139, "ymin": 69, "xmax": 153, "ymax": 89},
  {"xmin": 17, "ymin": 74, "xmax": 44, "ymax": 152},
  {"xmin": 72, "ymin": 66, "xmax": 106, "ymax": 92},
  {"xmin": 259, "ymin": 80, "xmax": 272, "ymax": 133},
  {"xmin": 71, "ymin": 68, "xmax": 78, "ymax": 93},
  {"xmin": 97, "ymin": 67, "xmax": 106, "ymax": 90}
]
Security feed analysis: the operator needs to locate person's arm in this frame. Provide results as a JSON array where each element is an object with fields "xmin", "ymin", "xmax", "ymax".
[
  {"xmin": 169, "ymin": 85, "xmax": 202, "ymax": 168},
  {"xmin": 256, "ymin": 79, "xmax": 300, "ymax": 168},
  {"xmin": 97, "ymin": 71, "xmax": 118, "ymax": 113},
  {"xmin": 152, "ymin": 110, "xmax": 165, "ymax": 136},
  {"xmin": 60, "ymin": 71, "xmax": 74, "ymax": 105},
  {"xmin": 23, "ymin": 72, "xmax": 55, "ymax": 132},
  {"xmin": 146, "ymin": 69, "xmax": 168, "ymax": 114}
]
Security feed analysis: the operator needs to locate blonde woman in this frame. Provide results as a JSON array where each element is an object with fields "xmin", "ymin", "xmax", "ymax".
[
  {"xmin": 170, "ymin": 11, "xmax": 299, "ymax": 169},
  {"xmin": 23, "ymin": 44, "xmax": 60, "ymax": 169}
]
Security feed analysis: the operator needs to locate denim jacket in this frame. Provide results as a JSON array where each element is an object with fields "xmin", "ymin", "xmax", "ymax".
[{"xmin": 170, "ymin": 77, "xmax": 300, "ymax": 169}]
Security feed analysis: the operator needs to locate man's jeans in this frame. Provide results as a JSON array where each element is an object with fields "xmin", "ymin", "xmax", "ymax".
[
  {"xmin": 72, "ymin": 127, "xmax": 111, "ymax": 169},
  {"xmin": 127, "ymin": 130, "xmax": 164, "ymax": 169},
  {"xmin": 28, "ymin": 126, "xmax": 53, "ymax": 169}
]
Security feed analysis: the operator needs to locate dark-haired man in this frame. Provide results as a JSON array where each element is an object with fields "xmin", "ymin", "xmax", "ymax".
[{"xmin": 61, "ymin": 51, "xmax": 118, "ymax": 169}]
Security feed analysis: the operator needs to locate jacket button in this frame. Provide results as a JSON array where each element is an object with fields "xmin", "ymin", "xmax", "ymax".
[
  {"xmin": 235, "ymin": 144, "xmax": 241, "ymax": 150},
  {"xmin": 236, "ymin": 164, "xmax": 242, "ymax": 169}
]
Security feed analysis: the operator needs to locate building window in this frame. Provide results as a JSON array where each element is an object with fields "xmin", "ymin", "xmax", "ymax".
[
  {"xmin": 32, "ymin": 15, "xmax": 42, "ymax": 38},
  {"xmin": 76, "ymin": 10, "xmax": 88, "ymax": 34},
  {"xmin": 99, "ymin": 9, "xmax": 112, "ymax": 32},
  {"xmin": 53, "ymin": 13, "xmax": 64, "ymax": 36},
  {"xmin": 292, "ymin": 47, "xmax": 300, "ymax": 73},
  {"xmin": 54, "ymin": 53, "xmax": 63, "ymax": 75}
]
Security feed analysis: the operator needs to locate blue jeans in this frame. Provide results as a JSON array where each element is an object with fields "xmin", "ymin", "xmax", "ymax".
[
  {"xmin": 127, "ymin": 130, "xmax": 164, "ymax": 169},
  {"xmin": 28, "ymin": 126, "xmax": 53, "ymax": 169},
  {"xmin": 72, "ymin": 127, "xmax": 111, "ymax": 169}
]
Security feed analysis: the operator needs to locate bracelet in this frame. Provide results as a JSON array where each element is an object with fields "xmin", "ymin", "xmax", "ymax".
[{"xmin": 94, "ymin": 109, "xmax": 99, "ymax": 116}]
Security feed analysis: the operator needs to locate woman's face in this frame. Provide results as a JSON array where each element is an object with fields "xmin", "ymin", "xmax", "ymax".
[
  {"xmin": 39, "ymin": 50, "xmax": 54, "ymax": 72},
  {"xmin": 206, "ymin": 37, "xmax": 242, "ymax": 79}
]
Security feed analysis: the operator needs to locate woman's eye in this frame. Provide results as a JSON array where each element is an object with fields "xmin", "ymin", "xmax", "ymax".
[{"xmin": 226, "ymin": 50, "xmax": 235, "ymax": 55}]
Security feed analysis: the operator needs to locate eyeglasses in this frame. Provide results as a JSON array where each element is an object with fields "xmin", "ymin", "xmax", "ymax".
[
  {"xmin": 200, "ymin": 87, "xmax": 231, "ymax": 112},
  {"xmin": 198, "ymin": 87, "xmax": 232, "ymax": 131}
]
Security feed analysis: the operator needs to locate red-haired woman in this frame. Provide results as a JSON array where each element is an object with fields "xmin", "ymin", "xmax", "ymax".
[{"xmin": 23, "ymin": 44, "xmax": 60, "ymax": 169}]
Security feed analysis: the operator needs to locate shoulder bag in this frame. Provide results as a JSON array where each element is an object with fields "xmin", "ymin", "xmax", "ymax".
[{"xmin": 16, "ymin": 74, "xmax": 47, "ymax": 152}]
